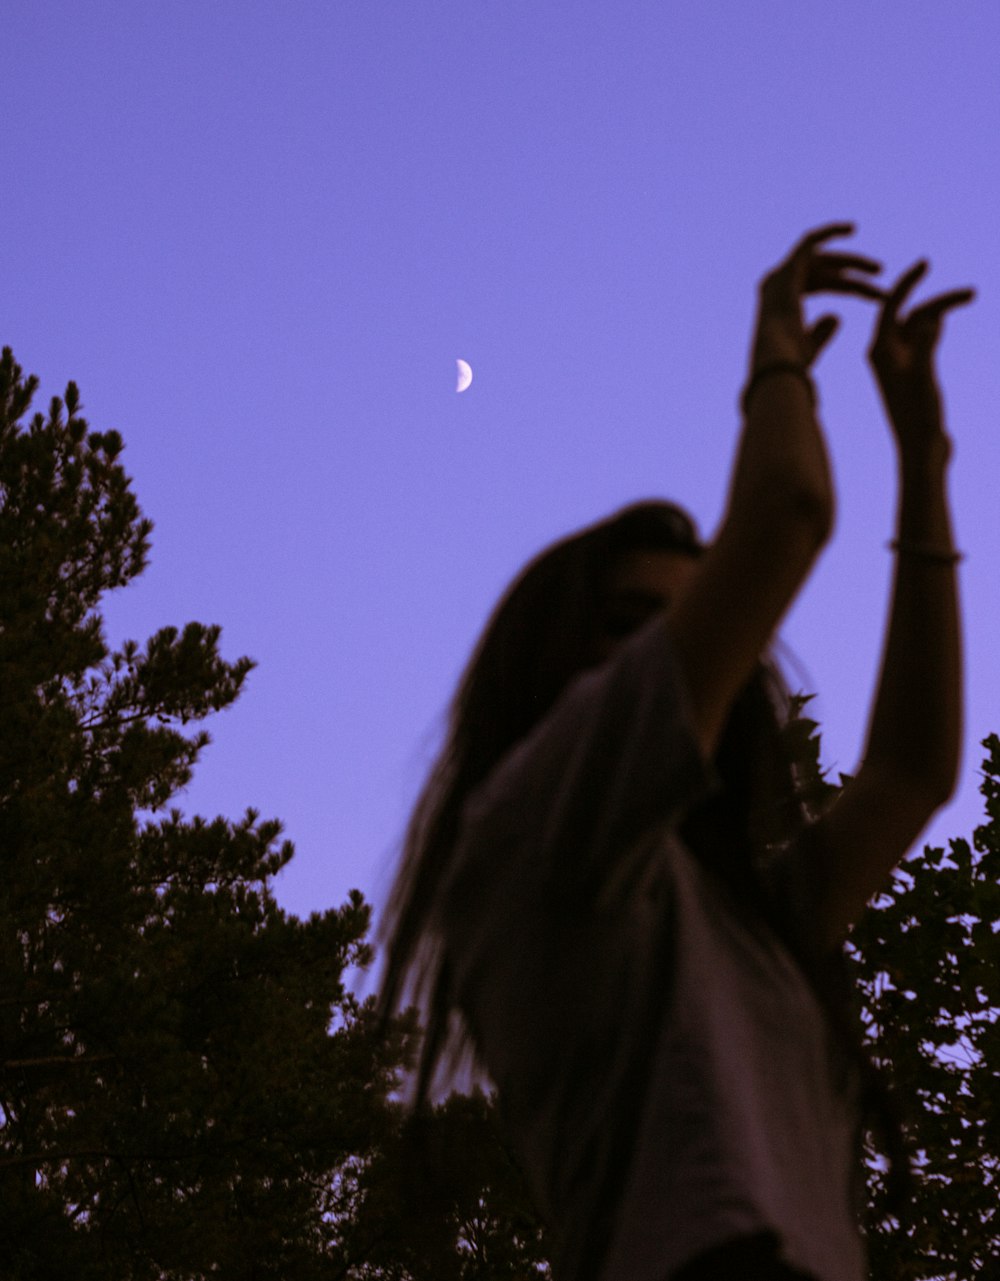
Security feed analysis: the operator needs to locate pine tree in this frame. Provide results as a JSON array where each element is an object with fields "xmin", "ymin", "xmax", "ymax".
[{"xmin": 0, "ymin": 348, "xmax": 413, "ymax": 1278}]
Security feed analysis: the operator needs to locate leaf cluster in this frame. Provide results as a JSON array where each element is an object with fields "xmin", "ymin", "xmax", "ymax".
[{"xmin": 846, "ymin": 737, "xmax": 1000, "ymax": 1279}]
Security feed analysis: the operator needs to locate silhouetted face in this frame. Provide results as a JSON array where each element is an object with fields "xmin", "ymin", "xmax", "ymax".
[{"xmin": 592, "ymin": 546, "xmax": 700, "ymax": 665}]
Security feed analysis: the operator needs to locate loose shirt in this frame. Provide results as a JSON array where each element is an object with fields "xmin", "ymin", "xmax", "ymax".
[{"xmin": 438, "ymin": 613, "xmax": 867, "ymax": 1281}]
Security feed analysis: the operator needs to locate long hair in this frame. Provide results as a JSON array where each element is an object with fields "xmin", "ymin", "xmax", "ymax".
[{"xmin": 377, "ymin": 498, "xmax": 914, "ymax": 1230}]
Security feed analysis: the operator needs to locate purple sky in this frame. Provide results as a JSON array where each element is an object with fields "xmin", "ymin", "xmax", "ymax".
[{"xmin": 3, "ymin": 3, "xmax": 998, "ymax": 954}]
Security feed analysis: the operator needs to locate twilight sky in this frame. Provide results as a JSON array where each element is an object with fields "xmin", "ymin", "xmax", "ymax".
[{"xmin": 3, "ymin": 2, "xmax": 998, "ymax": 954}]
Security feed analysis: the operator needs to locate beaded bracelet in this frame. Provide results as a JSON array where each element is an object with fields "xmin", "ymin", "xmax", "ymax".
[
  {"xmin": 888, "ymin": 539, "xmax": 965, "ymax": 565},
  {"xmin": 740, "ymin": 361, "xmax": 817, "ymax": 418}
]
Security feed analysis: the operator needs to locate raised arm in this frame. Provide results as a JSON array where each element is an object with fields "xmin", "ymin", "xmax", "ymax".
[
  {"xmin": 800, "ymin": 258, "xmax": 974, "ymax": 953},
  {"xmin": 668, "ymin": 223, "xmax": 885, "ymax": 761}
]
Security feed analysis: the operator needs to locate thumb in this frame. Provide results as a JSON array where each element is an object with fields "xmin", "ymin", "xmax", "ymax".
[{"xmin": 807, "ymin": 314, "xmax": 840, "ymax": 363}]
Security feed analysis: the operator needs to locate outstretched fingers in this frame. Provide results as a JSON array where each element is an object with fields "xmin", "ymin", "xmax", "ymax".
[
  {"xmin": 807, "ymin": 251, "xmax": 886, "ymax": 301},
  {"xmin": 907, "ymin": 287, "xmax": 977, "ymax": 325},
  {"xmin": 785, "ymin": 224, "xmax": 859, "ymax": 280},
  {"xmin": 813, "ymin": 273, "xmax": 887, "ymax": 301},
  {"xmin": 796, "ymin": 222, "xmax": 858, "ymax": 253},
  {"xmin": 877, "ymin": 260, "xmax": 976, "ymax": 342},
  {"xmin": 880, "ymin": 260, "xmax": 930, "ymax": 326},
  {"xmin": 771, "ymin": 224, "xmax": 886, "ymax": 303},
  {"xmin": 820, "ymin": 252, "xmax": 884, "ymax": 275}
]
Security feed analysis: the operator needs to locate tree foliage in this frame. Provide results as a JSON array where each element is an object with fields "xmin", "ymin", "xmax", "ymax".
[
  {"xmin": 0, "ymin": 348, "xmax": 414, "ymax": 1278},
  {"xmin": 782, "ymin": 696, "xmax": 1000, "ymax": 1279},
  {"xmin": 847, "ymin": 747, "xmax": 1000, "ymax": 1280},
  {"xmin": 338, "ymin": 1090, "xmax": 550, "ymax": 1281}
]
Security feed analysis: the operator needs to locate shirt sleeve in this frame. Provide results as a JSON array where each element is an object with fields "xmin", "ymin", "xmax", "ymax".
[{"xmin": 455, "ymin": 610, "xmax": 719, "ymax": 908}]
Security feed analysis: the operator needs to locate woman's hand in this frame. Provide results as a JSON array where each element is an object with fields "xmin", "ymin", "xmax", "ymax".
[
  {"xmin": 868, "ymin": 259, "xmax": 976, "ymax": 462},
  {"xmin": 750, "ymin": 222, "xmax": 885, "ymax": 373}
]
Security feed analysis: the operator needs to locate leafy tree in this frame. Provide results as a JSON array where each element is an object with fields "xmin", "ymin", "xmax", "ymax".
[
  {"xmin": 784, "ymin": 698, "xmax": 1000, "ymax": 1279},
  {"xmin": 848, "ymin": 743, "xmax": 1000, "ymax": 1280},
  {"xmin": 0, "ymin": 348, "xmax": 414, "ymax": 1278}
]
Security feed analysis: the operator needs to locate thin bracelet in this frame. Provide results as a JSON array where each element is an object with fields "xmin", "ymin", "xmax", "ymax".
[
  {"xmin": 740, "ymin": 361, "xmax": 817, "ymax": 418},
  {"xmin": 888, "ymin": 539, "xmax": 965, "ymax": 565}
]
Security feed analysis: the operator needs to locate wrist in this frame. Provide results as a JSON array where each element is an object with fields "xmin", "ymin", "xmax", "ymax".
[
  {"xmin": 750, "ymin": 331, "xmax": 807, "ymax": 376},
  {"xmin": 897, "ymin": 434, "xmax": 953, "ymax": 475},
  {"xmin": 741, "ymin": 362, "xmax": 816, "ymax": 419}
]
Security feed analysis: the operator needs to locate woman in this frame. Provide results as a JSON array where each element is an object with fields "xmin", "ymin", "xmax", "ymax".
[{"xmin": 377, "ymin": 224, "xmax": 972, "ymax": 1281}]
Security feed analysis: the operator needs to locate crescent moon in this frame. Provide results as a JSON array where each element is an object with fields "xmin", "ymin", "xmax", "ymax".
[{"xmin": 455, "ymin": 358, "xmax": 473, "ymax": 393}]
